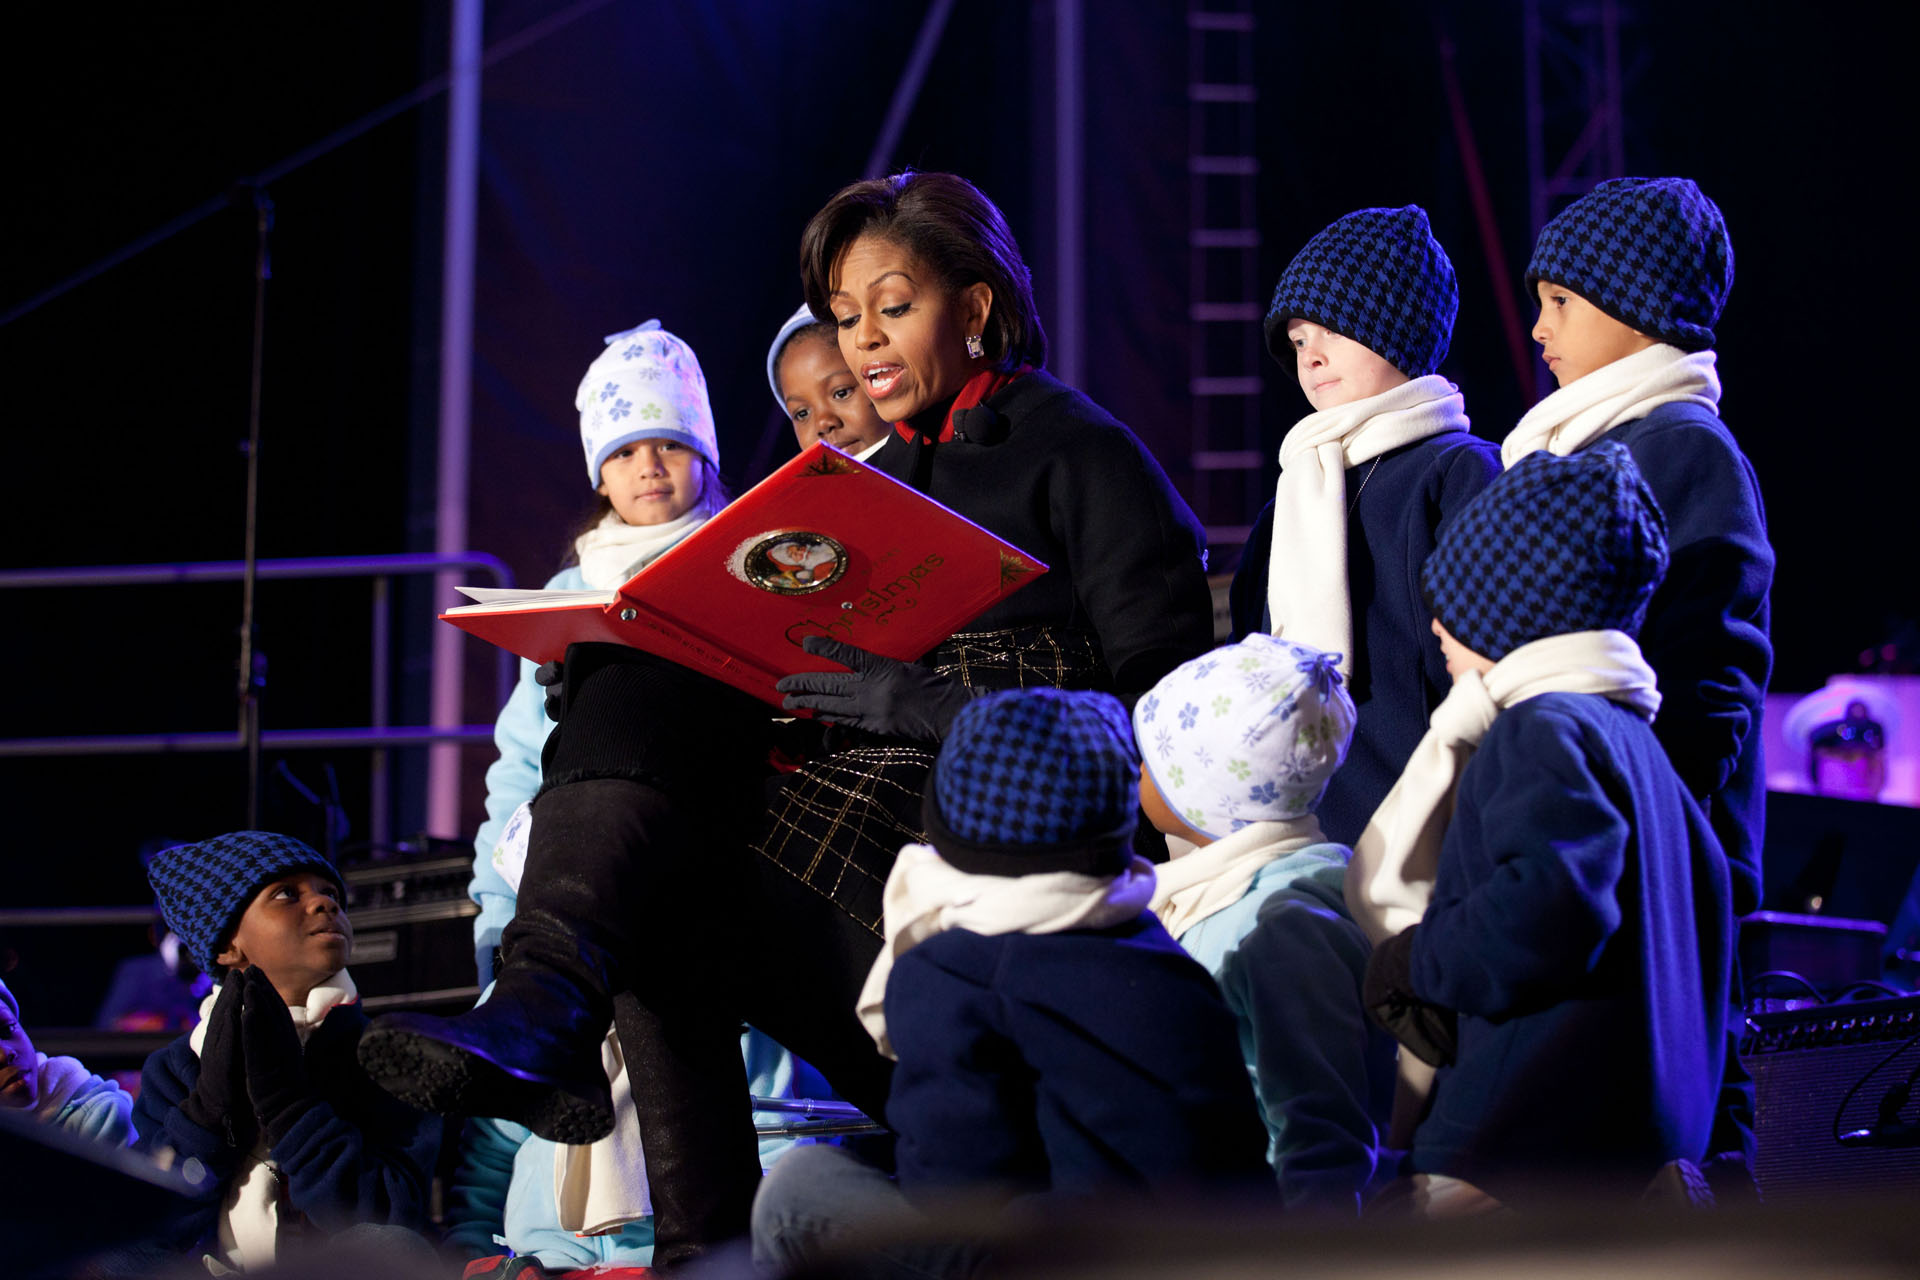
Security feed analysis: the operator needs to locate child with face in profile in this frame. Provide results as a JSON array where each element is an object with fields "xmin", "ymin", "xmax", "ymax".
[
  {"xmin": 132, "ymin": 832, "xmax": 436, "ymax": 1271},
  {"xmin": 767, "ymin": 302, "xmax": 894, "ymax": 460},
  {"xmin": 1500, "ymin": 179, "xmax": 1771, "ymax": 1197}
]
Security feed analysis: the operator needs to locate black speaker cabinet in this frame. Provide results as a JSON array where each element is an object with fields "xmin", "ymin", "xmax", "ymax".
[
  {"xmin": 1741, "ymin": 994, "xmax": 1920, "ymax": 1201},
  {"xmin": 339, "ymin": 852, "xmax": 481, "ymax": 1011}
]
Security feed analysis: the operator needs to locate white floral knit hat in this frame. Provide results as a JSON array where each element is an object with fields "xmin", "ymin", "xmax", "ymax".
[
  {"xmin": 576, "ymin": 319, "xmax": 720, "ymax": 486},
  {"xmin": 1133, "ymin": 634, "xmax": 1356, "ymax": 839}
]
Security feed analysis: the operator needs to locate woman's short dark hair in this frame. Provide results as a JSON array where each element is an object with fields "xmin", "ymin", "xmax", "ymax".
[{"xmin": 799, "ymin": 171, "xmax": 1048, "ymax": 373}]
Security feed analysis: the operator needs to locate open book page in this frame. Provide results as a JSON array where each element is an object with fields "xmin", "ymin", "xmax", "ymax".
[{"xmin": 452, "ymin": 584, "xmax": 614, "ymax": 611}]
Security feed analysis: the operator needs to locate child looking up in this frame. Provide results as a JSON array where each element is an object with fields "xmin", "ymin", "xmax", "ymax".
[
  {"xmin": 469, "ymin": 319, "xmax": 726, "ymax": 984},
  {"xmin": 1353, "ymin": 443, "xmax": 1732, "ymax": 1211},
  {"xmin": 133, "ymin": 832, "xmax": 436, "ymax": 1270},
  {"xmin": 1503, "ymin": 176, "xmax": 1771, "ymax": 916},
  {"xmin": 1135, "ymin": 634, "xmax": 1392, "ymax": 1214},
  {"xmin": 1, "ymin": 977, "xmax": 133, "ymax": 1146},
  {"xmin": 768, "ymin": 302, "xmax": 893, "ymax": 459},
  {"xmin": 1229, "ymin": 206, "xmax": 1499, "ymax": 846}
]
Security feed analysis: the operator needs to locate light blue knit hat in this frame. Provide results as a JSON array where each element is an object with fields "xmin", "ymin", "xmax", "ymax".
[{"xmin": 577, "ymin": 320, "xmax": 720, "ymax": 485}]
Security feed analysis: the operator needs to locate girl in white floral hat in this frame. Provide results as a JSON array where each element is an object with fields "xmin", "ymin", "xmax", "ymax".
[{"xmin": 1135, "ymin": 633, "xmax": 1394, "ymax": 1215}]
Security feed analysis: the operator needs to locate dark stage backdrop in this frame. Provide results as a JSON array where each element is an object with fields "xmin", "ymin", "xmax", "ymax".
[{"xmin": 0, "ymin": 1, "xmax": 1912, "ymax": 974}]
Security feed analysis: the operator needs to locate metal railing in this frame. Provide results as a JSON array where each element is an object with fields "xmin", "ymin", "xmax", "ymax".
[{"xmin": 0, "ymin": 552, "xmax": 516, "ymax": 845}]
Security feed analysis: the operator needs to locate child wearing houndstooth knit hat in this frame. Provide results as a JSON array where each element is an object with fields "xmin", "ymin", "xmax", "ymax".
[
  {"xmin": 131, "ymin": 832, "xmax": 437, "ymax": 1269},
  {"xmin": 850, "ymin": 687, "xmax": 1271, "ymax": 1201},
  {"xmin": 1505, "ymin": 176, "xmax": 1772, "ymax": 918},
  {"xmin": 1508, "ymin": 177, "xmax": 1771, "ymax": 1203},
  {"xmin": 1349, "ymin": 442, "xmax": 1735, "ymax": 1215},
  {"xmin": 1227, "ymin": 206, "xmax": 1500, "ymax": 853},
  {"xmin": 1134, "ymin": 635, "xmax": 1394, "ymax": 1214}
]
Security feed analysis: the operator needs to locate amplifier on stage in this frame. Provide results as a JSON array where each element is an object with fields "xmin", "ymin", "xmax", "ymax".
[
  {"xmin": 339, "ymin": 849, "xmax": 480, "ymax": 1012},
  {"xmin": 1741, "ymin": 993, "xmax": 1920, "ymax": 1201}
]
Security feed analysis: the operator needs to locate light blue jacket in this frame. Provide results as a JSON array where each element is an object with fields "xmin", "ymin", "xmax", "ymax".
[
  {"xmin": 1174, "ymin": 844, "xmax": 1394, "ymax": 1215},
  {"xmin": 441, "ymin": 1022, "xmax": 831, "ymax": 1267},
  {"xmin": 34, "ymin": 1056, "xmax": 136, "ymax": 1146},
  {"xmin": 470, "ymin": 565, "xmax": 588, "ymax": 982}
]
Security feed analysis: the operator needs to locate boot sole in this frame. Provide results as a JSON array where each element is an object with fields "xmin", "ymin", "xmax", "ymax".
[{"xmin": 357, "ymin": 1023, "xmax": 614, "ymax": 1145}]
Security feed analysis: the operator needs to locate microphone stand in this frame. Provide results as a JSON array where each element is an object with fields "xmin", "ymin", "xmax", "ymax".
[{"xmin": 238, "ymin": 186, "xmax": 273, "ymax": 828}]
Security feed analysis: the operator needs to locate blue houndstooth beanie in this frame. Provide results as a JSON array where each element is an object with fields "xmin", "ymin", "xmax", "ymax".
[
  {"xmin": 1264, "ymin": 205, "xmax": 1458, "ymax": 379},
  {"xmin": 1526, "ymin": 177, "xmax": 1732, "ymax": 352},
  {"xmin": 925, "ymin": 688, "xmax": 1139, "ymax": 878},
  {"xmin": 1422, "ymin": 440, "xmax": 1668, "ymax": 662},
  {"xmin": 146, "ymin": 832, "xmax": 340, "ymax": 975}
]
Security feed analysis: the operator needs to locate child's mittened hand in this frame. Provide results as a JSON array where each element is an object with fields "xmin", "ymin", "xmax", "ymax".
[
  {"xmin": 1362, "ymin": 925, "xmax": 1459, "ymax": 1067},
  {"xmin": 775, "ymin": 636, "xmax": 976, "ymax": 743},
  {"xmin": 534, "ymin": 661, "xmax": 566, "ymax": 723},
  {"xmin": 181, "ymin": 970, "xmax": 256, "ymax": 1150},
  {"xmin": 239, "ymin": 967, "xmax": 312, "ymax": 1143}
]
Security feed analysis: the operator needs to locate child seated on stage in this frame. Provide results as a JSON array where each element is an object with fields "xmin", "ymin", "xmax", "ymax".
[
  {"xmin": 1, "ymin": 976, "xmax": 133, "ymax": 1145},
  {"xmin": 133, "ymin": 832, "xmax": 437, "ymax": 1270},
  {"xmin": 754, "ymin": 688, "xmax": 1268, "ymax": 1276},
  {"xmin": 1135, "ymin": 633, "xmax": 1394, "ymax": 1214},
  {"xmin": 1350, "ymin": 442, "xmax": 1733, "ymax": 1213}
]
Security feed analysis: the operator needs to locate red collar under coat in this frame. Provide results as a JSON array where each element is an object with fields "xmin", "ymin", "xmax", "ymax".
[{"xmin": 895, "ymin": 365, "xmax": 1033, "ymax": 444}]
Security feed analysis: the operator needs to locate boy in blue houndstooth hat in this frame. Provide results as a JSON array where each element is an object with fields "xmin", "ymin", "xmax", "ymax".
[
  {"xmin": 1228, "ymin": 206, "xmax": 1501, "ymax": 853},
  {"xmin": 130, "ymin": 832, "xmax": 437, "ymax": 1269},
  {"xmin": 1505, "ymin": 177, "xmax": 1771, "ymax": 1195},
  {"xmin": 754, "ymin": 688, "xmax": 1269, "ymax": 1271},
  {"xmin": 1348, "ymin": 442, "xmax": 1734, "ymax": 1215},
  {"xmin": 1135, "ymin": 633, "xmax": 1395, "ymax": 1215}
]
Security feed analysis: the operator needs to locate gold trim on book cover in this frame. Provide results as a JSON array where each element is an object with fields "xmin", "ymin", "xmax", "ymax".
[
  {"xmin": 998, "ymin": 551, "xmax": 1038, "ymax": 590},
  {"xmin": 801, "ymin": 451, "xmax": 858, "ymax": 477}
]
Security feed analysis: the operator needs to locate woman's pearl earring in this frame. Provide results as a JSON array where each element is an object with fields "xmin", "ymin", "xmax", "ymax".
[{"xmin": 964, "ymin": 334, "xmax": 985, "ymax": 360}]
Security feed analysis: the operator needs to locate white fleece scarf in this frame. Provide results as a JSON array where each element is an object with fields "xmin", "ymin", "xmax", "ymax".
[
  {"xmin": 190, "ymin": 970, "xmax": 357, "ymax": 1272},
  {"xmin": 1344, "ymin": 631, "xmax": 1661, "ymax": 946},
  {"xmin": 1265, "ymin": 375, "xmax": 1470, "ymax": 676},
  {"xmin": 552, "ymin": 1028, "xmax": 650, "ymax": 1237},
  {"xmin": 1148, "ymin": 816, "xmax": 1329, "ymax": 942},
  {"xmin": 857, "ymin": 844, "xmax": 1157, "ymax": 1059},
  {"xmin": 1500, "ymin": 343, "xmax": 1720, "ymax": 468},
  {"xmin": 573, "ymin": 505, "xmax": 712, "ymax": 590}
]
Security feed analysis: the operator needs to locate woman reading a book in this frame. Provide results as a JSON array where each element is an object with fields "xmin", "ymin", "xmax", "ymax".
[{"xmin": 361, "ymin": 170, "xmax": 1215, "ymax": 1266}]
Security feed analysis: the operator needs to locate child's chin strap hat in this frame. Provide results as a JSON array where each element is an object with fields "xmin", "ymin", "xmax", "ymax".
[
  {"xmin": 1422, "ymin": 439, "xmax": 1669, "ymax": 662},
  {"xmin": 1526, "ymin": 176, "xmax": 1733, "ymax": 352},
  {"xmin": 924, "ymin": 688, "xmax": 1139, "ymax": 877},
  {"xmin": 1264, "ymin": 204, "xmax": 1459, "ymax": 379},
  {"xmin": 1134, "ymin": 635, "xmax": 1356, "ymax": 840},
  {"xmin": 577, "ymin": 319, "xmax": 721, "ymax": 485},
  {"xmin": 146, "ymin": 832, "xmax": 340, "ymax": 975}
]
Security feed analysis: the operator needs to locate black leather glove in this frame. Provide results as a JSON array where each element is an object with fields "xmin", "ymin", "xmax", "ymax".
[
  {"xmin": 775, "ymin": 636, "xmax": 976, "ymax": 744},
  {"xmin": 1363, "ymin": 925, "xmax": 1458, "ymax": 1068},
  {"xmin": 240, "ymin": 966, "xmax": 313, "ymax": 1146},
  {"xmin": 181, "ymin": 970, "xmax": 255, "ymax": 1150},
  {"xmin": 534, "ymin": 660, "xmax": 566, "ymax": 723}
]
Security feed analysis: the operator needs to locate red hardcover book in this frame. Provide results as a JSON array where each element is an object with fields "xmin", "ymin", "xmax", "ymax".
[{"xmin": 443, "ymin": 442, "xmax": 1047, "ymax": 708}]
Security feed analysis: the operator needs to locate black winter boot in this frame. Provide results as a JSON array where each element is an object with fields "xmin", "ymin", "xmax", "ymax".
[
  {"xmin": 611, "ymin": 993, "xmax": 762, "ymax": 1269},
  {"xmin": 356, "ymin": 778, "xmax": 676, "ymax": 1143},
  {"xmin": 357, "ymin": 646, "xmax": 772, "ymax": 1144}
]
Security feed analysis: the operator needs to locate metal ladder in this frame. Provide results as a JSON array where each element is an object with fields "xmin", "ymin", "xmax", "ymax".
[{"xmin": 1186, "ymin": 0, "xmax": 1263, "ymax": 551}]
